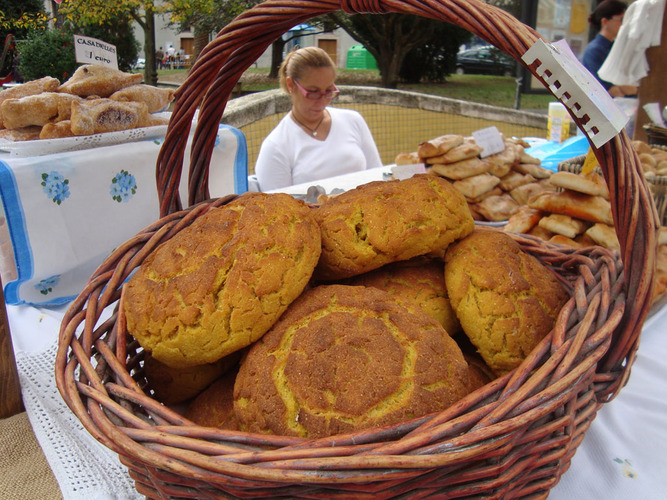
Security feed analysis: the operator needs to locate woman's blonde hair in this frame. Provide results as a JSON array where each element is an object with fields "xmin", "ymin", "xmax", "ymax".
[{"xmin": 279, "ymin": 46, "xmax": 336, "ymax": 93}]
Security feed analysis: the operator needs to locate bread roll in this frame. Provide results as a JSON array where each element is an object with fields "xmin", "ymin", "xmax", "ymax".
[
  {"xmin": 314, "ymin": 175, "xmax": 474, "ymax": 280},
  {"xmin": 445, "ymin": 230, "xmax": 569, "ymax": 375},
  {"xmin": 234, "ymin": 285, "xmax": 470, "ymax": 438},
  {"xmin": 124, "ymin": 192, "xmax": 322, "ymax": 367}
]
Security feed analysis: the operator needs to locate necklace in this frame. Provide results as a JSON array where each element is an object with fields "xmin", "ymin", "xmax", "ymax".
[{"xmin": 291, "ymin": 111, "xmax": 325, "ymax": 137}]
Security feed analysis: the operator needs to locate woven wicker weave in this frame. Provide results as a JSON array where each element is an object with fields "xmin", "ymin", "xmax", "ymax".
[{"xmin": 55, "ymin": 0, "xmax": 659, "ymax": 498}]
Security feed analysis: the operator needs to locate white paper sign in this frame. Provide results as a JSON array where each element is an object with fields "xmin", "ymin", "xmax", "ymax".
[
  {"xmin": 73, "ymin": 35, "xmax": 118, "ymax": 69},
  {"xmin": 522, "ymin": 38, "xmax": 627, "ymax": 148},
  {"xmin": 472, "ymin": 126, "xmax": 505, "ymax": 157},
  {"xmin": 391, "ymin": 163, "xmax": 426, "ymax": 180}
]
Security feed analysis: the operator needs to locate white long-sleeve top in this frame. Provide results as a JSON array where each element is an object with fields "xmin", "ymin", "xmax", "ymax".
[
  {"xmin": 598, "ymin": 0, "xmax": 665, "ymax": 86},
  {"xmin": 254, "ymin": 107, "xmax": 383, "ymax": 191}
]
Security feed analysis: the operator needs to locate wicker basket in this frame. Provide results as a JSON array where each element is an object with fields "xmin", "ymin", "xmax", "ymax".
[{"xmin": 55, "ymin": 0, "xmax": 659, "ymax": 498}]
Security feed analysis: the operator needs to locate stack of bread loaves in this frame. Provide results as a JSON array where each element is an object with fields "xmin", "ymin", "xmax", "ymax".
[
  {"xmin": 122, "ymin": 175, "xmax": 570, "ymax": 438},
  {"xmin": 395, "ymin": 134, "xmax": 555, "ymax": 222},
  {"xmin": 0, "ymin": 65, "xmax": 174, "ymax": 141}
]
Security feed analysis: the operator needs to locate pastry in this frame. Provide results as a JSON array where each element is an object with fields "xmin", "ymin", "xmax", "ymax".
[
  {"xmin": 70, "ymin": 98, "xmax": 150, "ymax": 135},
  {"xmin": 0, "ymin": 92, "xmax": 81, "ymax": 129},
  {"xmin": 0, "ymin": 76, "xmax": 60, "ymax": 128},
  {"xmin": 0, "ymin": 126, "xmax": 42, "ymax": 141},
  {"xmin": 58, "ymin": 64, "xmax": 143, "ymax": 97},
  {"xmin": 417, "ymin": 134, "xmax": 464, "ymax": 158},
  {"xmin": 528, "ymin": 190, "xmax": 614, "ymax": 225},
  {"xmin": 110, "ymin": 84, "xmax": 175, "ymax": 113},
  {"xmin": 233, "ymin": 284, "xmax": 470, "ymax": 438},
  {"xmin": 431, "ymin": 157, "xmax": 491, "ymax": 180}
]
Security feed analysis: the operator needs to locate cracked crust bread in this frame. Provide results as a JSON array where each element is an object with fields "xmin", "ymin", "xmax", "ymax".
[
  {"xmin": 233, "ymin": 284, "xmax": 470, "ymax": 438},
  {"xmin": 314, "ymin": 175, "xmax": 474, "ymax": 281},
  {"xmin": 123, "ymin": 192, "xmax": 322, "ymax": 368},
  {"xmin": 445, "ymin": 229, "xmax": 569, "ymax": 375},
  {"xmin": 344, "ymin": 257, "xmax": 461, "ymax": 336}
]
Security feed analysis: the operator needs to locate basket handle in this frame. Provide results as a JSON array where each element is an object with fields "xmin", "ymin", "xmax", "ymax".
[{"xmin": 156, "ymin": 0, "xmax": 658, "ymax": 374}]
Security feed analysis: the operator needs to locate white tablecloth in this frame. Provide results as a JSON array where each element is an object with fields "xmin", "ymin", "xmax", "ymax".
[{"xmin": 8, "ymin": 165, "xmax": 667, "ymax": 499}]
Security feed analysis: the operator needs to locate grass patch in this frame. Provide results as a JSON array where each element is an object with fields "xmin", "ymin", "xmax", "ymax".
[{"xmin": 159, "ymin": 68, "xmax": 555, "ymax": 112}]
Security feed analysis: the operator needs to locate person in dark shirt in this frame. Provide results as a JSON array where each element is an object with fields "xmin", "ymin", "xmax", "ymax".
[{"xmin": 581, "ymin": 0, "xmax": 637, "ymax": 97}]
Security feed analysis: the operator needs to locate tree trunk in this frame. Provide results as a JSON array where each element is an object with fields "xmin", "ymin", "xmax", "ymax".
[
  {"xmin": 142, "ymin": 4, "xmax": 157, "ymax": 86},
  {"xmin": 269, "ymin": 38, "xmax": 286, "ymax": 79},
  {"xmin": 192, "ymin": 28, "xmax": 210, "ymax": 65}
]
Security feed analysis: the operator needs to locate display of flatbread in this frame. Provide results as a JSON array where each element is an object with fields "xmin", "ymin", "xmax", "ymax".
[
  {"xmin": 503, "ymin": 206, "xmax": 544, "ymax": 234},
  {"xmin": 59, "ymin": 64, "xmax": 143, "ymax": 98},
  {"xmin": 509, "ymin": 181, "xmax": 551, "ymax": 206},
  {"xmin": 538, "ymin": 213, "xmax": 590, "ymax": 239},
  {"xmin": 0, "ymin": 126, "xmax": 42, "ymax": 141},
  {"xmin": 417, "ymin": 134, "xmax": 464, "ymax": 158},
  {"xmin": 431, "ymin": 157, "xmax": 491, "ymax": 180},
  {"xmin": 549, "ymin": 171, "xmax": 610, "ymax": 199},
  {"xmin": 453, "ymin": 173, "xmax": 500, "ymax": 199},
  {"xmin": 426, "ymin": 141, "xmax": 483, "ymax": 165},
  {"xmin": 70, "ymin": 98, "xmax": 150, "ymax": 135},
  {"xmin": 0, "ymin": 92, "xmax": 82, "ymax": 129},
  {"xmin": 485, "ymin": 143, "xmax": 520, "ymax": 177},
  {"xmin": 585, "ymin": 223, "xmax": 620, "ymax": 250},
  {"xmin": 473, "ymin": 194, "xmax": 520, "ymax": 221},
  {"xmin": 110, "ymin": 84, "xmax": 175, "ymax": 113},
  {"xmin": 527, "ymin": 190, "xmax": 614, "ymax": 225},
  {"xmin": 0, "ymin": 77, "xmax": 60, "ymax": 129},
  {"xmin": 514, "ymin": 162, "xmax": 553, "ymax": 179},
  {"xmin": 395, "ymin": 152, "xmax": 421, "ymax": 165},
  {"xmin": 498, "ymin": 171, "xmax": 534, "ymax": 192}
]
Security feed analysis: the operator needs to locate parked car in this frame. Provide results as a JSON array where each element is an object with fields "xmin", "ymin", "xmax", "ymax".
[
  {"xmin": 133, "ymin": 58, "xmax": 146, "ymax": 70},
  {"xmin": 455, "ymin": 46, "xmax": 515, "ymax": 77}
]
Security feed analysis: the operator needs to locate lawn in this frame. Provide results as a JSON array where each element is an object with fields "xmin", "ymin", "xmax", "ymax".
[{"xmin": 159, "ymin": 68, "xmax": 555, "ymax": 112}]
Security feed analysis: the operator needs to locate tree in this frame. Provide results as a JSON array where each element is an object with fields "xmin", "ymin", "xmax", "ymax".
[
  {"xmin": 166, "ymin": 0, "xmax": 257, "ymax": 65},
  {"xmin": 58, "ymin": 0, "xmax": 160, "ymax": 85},
  {"xmin": 327, "ymin": 13, "xmax": 442, "ymax": 89},
  {"xmin": 0, "ymin": 0, "xmax": 47, "ymax": 77}
]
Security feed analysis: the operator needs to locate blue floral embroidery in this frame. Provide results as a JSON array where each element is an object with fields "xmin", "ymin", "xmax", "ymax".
[
  {"xmin": 35, "ymin": 275, "xmax": 59, "ymax": 295},
  {"xmin": 110, "ymin": 170, "xmax": 137, "ymax": 203},
  {"xmin": 41, "ymin": 171, "xmax": 70, "ymax": 205}
]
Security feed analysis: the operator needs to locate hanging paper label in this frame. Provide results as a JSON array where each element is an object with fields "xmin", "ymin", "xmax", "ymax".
[
  {"xmin": 73, "ymin": 35, "xmax": 118, "ymax": 70},
  {"xmin": 473, "ymin": 126, "xmax": 506, "ymax": 157}
]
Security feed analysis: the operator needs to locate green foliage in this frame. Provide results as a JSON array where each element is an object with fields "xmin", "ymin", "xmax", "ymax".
[
  {"xmin": 16, "ymin": 29, "xmax": 77, "ymax": 82},
  {"xmin": 0, "ymin": 0, "xmax": 46, "ymax": 76},
  {"xmin": 399, "ymin": 23, "xmax": 471, "ymax": 83}
]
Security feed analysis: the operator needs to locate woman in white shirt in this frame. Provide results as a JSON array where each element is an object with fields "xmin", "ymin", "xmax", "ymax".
[{"xmin": 254, "ymin": 47, "xmax": 383, "ymax": 191}]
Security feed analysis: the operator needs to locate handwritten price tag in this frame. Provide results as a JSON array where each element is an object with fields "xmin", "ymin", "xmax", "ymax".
[{"xmin": 472, "ymin": 126, "xmax": 505, "ymax": 158}]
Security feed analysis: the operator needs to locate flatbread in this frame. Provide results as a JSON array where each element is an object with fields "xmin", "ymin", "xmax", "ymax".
[
  {"xmin": 473, "ymin": 194, "xmax": 520, "ymax": 222},
  {"xmin": 549, "ymin": 171, "xmax": 609, "ymax": 199},
  {"xmin": 395, "ymin": 152, "xmax": 421, "ymax": 165},
  {"xmin": 453, "ymin": 173, "xmax": 500, "ymax": 199},
  {"xmin": 514, "ymin": 162, "xmax": 553, "ymax": 179},
  {"xmin": 417, "ymin": 134, "xmax": 464, "ymax": 158},
  {"xmin": 431, "ymin": 157, "xmax": 491, "ymax": 180},
  {"xmin": 538, "ymin": 213, "xmax": 590, "ymax": 239},
  {"xmin": 585, "ymin": 223, "xmax": 620, "ymax": 249},
  {"xmin": 527, "ymin": 190, "xmax": 613, "ymax": 225},
  {"xmin": 426, "ymin": 141, "xmax": 482, "ymax": 165},
  {"xmin": 503, "ymin": 206, "xmax": 544, "ymax": 234}
]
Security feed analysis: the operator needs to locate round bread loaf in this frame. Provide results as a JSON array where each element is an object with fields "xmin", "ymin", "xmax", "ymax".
[
  {"xmin": 445, "ymin": 229, "xmax": 569, "ymax": 375},
  {"xmin": 233, "ymin": 284, "xmax": 470, "ymax": 438},
  {"xmin": 184, "ymin": 369, "xmax": 240, "ymax": 430},
  {"xmin": 145, "ymin": 351, "xmax": 240, "ymax": 405},
  {"xmin": 314, "ymin": 175, "xmax": 474, "ymax": 280},
  {"xmin": 344, "ymin": 257, "xmax": 461, "ymax": 336},
  {"xmin": 123, "ymin": 192, "xmax": 322, "ymax": 367}
]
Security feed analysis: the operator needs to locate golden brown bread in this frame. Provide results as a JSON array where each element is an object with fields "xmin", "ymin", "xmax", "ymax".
[
  {"xmin": 184, "ymin": 369, "xmax": 240, "ymax": 430},
  {"xmin": 549, "ymin": 171, "xmax": 610, "ymax": 199},
  {"xmin": 314, "ymin": 175, "xmax": 474, "ymax": 280},
  {"xmin": 145, "ymin": 351, "xmax": 241, "ymax": 405},
  {"xmin": 58, "ymin": 64, "xmax": 143, "ymax": 97},
  {"xmin": 584, "ymin": 223, "xmax": 620, "ymax": 250},
  {"xmin": 503, "ymin": 206, "xmax": 544, "ymax": 234},
  {"xmin": 344, "ymin": 257, "xmax": 461, "ymax": 336},
  {"xmin": 233, "ymin": 285, "xmax": 470, "ymax": 438},
  {"xmin": 538, "ymin": 213, "xmax": 590, "ymax": 239},
  {"xmin": 445, "ymin": 229, "xmax": 569, "ymax": 375},
  {"xmin": 123, "ymin": 192, "xmax": 322, "ymax": 367}
]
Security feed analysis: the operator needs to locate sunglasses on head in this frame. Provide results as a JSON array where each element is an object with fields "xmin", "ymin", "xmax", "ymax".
[{"xmin": 293, "ymin": 79, "xmax": 339, "ymax": 100}]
